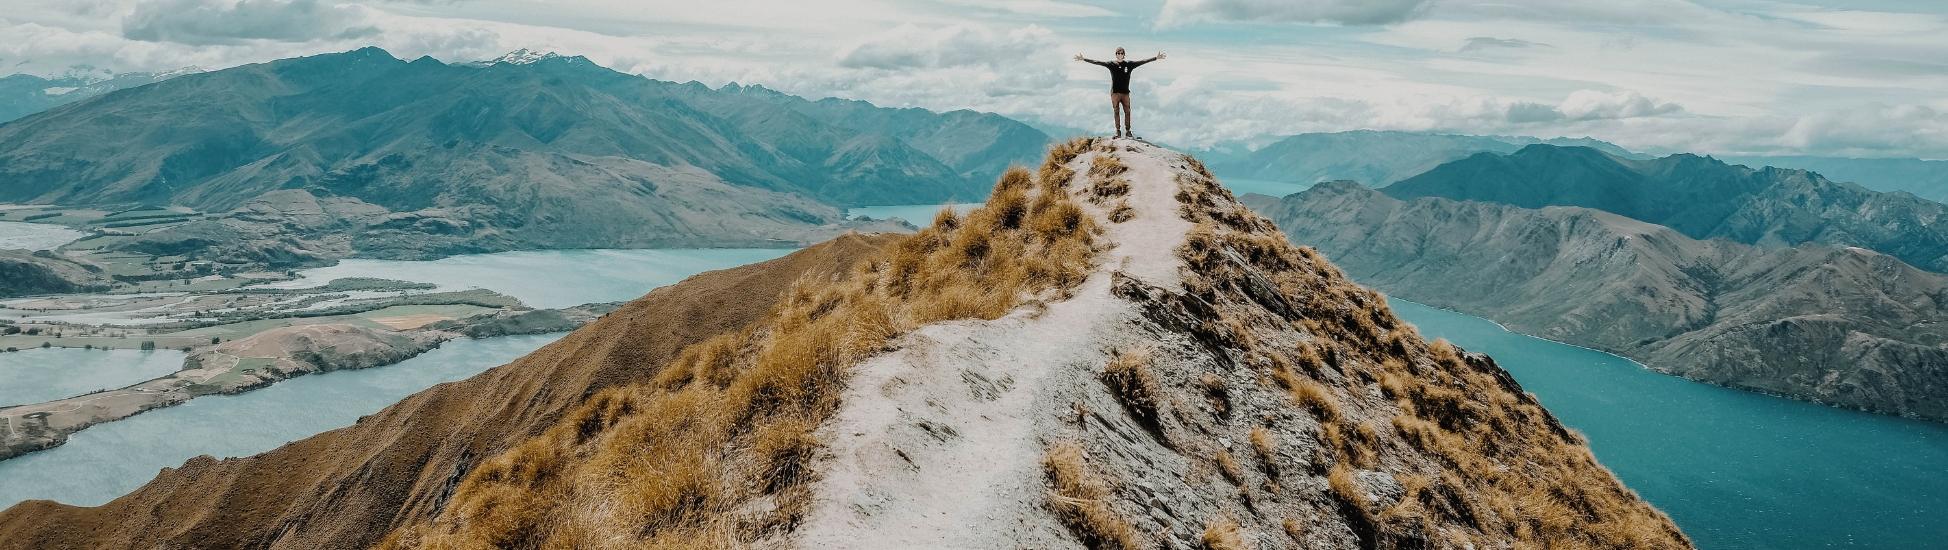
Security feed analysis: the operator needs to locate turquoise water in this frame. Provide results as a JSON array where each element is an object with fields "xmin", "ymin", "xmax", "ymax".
[
  {"xmin": 847, "ymin": 203, "xmax": 982, "ymax": 226},
  {"xmin": 0, "ymin": 334, "xmax": 559, "ymax": 509},
  {"xmin": 0, "ymin": 348, "xmax": 184, "ymax": 407},
  {"xmin": 1389, "ymin": 300, "xmax": 1948, "ymax": 549},
  {"xmin": 0, "ymin": 221, "xmax": 84, "ymax": 250},
  {"xmin": 275, "ymin": 248, "xmax": 793, "ymax": 309}
]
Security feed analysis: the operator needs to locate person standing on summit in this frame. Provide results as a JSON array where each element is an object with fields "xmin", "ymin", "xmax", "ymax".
[{"xmin": 1075, "ymin": 47, "xmax": 1165, "ymax": 139}]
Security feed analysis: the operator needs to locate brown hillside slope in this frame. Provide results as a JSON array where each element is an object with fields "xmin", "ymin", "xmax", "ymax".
[
  {"xmin": 0, "ymin": 232, "xmax": 896, "ymax": 550},
  {"xmin": 381, "ymin": 140, "xmax": 1688, "ymax": 549}
]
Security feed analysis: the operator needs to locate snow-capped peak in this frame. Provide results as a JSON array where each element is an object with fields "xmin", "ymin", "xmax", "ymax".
[{"xmin": 492, "ymin": 48, "xmax": 561, "ymax": 65}]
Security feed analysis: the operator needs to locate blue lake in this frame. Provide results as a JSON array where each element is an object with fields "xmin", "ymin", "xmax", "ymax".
[
  {"xmin": 0, "ymin": 248, "xmax": 793, "ymax": 510},
  {"xmin": 0, "ymin": 334, "xmax": 560, "ymax": 509},
  {"xmin": 0, "ymin": 348, "xmax": 184, "ymax": 408},
  {"xmin": 0, "ymin": 221, "xmax": 84, "ymax": 251},
  {"xmin": 1389, "ymin": 299, "xmax": 1948, "ymax": 549}
]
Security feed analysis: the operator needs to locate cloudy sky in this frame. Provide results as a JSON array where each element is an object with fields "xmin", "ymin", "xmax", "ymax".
[{"xmin": 4, "ymin": 0, "xmax": 1946, "ymax": 158}]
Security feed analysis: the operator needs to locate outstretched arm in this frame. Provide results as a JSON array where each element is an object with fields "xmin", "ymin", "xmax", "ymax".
[
  {"xmin": 1074, "ymin": 54, "xmax": 1107, "ymax": 66},
  {"xmin": 1133, "ymin": 52, "xmax": 1166, "ymax": 66}
]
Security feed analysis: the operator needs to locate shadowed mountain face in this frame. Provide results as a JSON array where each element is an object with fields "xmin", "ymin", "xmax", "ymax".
[
  {"xmin": 713, "ymin": 83, "xmax": 1052, "ymax": 184},
  {"xmin": 0, "ymin": 48, "xmax": 1050, "ymax": 263},
  {"xmin": 1385, "ymin": 144, "xmax": 1948, "ymax": 272},
  {"xmin": 1249, "ymin": 181, "xmax": 1948, "ymax": 421},
  {"xmin": 0, "ymin": 70, "xmax": 197, "ymax": 124},
  {"xmin": 0, "ymin": 47, "xmax": 993, "ymax": 210},
  {"xmin": 1212, "ymin": 130, "xmax": 1640, "ymax": 187}
]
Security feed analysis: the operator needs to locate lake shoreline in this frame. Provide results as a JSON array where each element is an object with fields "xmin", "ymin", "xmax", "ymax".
[{"xmin": 0, "ymin": 301, "xmax": 618, "ymax": 463}]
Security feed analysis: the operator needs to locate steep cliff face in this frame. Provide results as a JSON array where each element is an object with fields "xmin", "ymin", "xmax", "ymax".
[
  {"xmin": 1248, "ymin": 181, "xmax": 1948, "ymax": 421},
  {"xmin": 0, "ymin": 141, "xmax": 1688, "ymax": 550}
]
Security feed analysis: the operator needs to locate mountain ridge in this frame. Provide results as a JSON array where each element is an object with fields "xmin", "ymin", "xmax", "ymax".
[
  {"xmin": 1385, "ymin": 144, "xmax": 1948, "ymax": 272},
  {"xmin": 0, "ymin": 47, "xmax": 1052, "ymax": 265},
  {"xmin": 0, "ymin": 141, "xmax": 1689, "ymax": 549},
  {"xmin": 1248, "ymin": 181, "xmax": 1948, "ymax": 421}
]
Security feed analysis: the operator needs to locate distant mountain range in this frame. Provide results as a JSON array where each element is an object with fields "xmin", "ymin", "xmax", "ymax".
[
  {"xmin": 1248, "ymin": 181, "xmax": 1948, "ymax": 421},
  {"xmin": 1210, "ymin": 130, "xmax": 1643, "ymax": 187},
  {"xmin": 1720, "ymin": 156, "xmax": 1948, "ymax": 204},
  {"xmin": 0, "ymin": 69, "xmax": 202, "ymax": 124},
  {"xmin": 1208, "ymin": 131, "xmax": 1948, "ymax": 208},
  {"xmin": 0, "ymin": 48, "xmax": 1053, "ymax": 264},
  {"xmin": 1384, "ymin": 145, "xmax": 1948, "ymax": 272}
]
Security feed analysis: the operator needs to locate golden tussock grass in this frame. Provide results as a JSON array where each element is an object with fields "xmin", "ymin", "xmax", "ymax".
[
  {"xmin": 1248, "ymin": 426, "xmax": 1277, "ymax": 468},
  {"xmin": 377, "ymin": 139, "xmax": 1103, "ymax": 550},
  {"xmin": 1109, "ymin": 201, "xmax": 1136, "ymax": 223},
  {"xmin": 1170, "ymin": 163, "xmax": 1693, "ymax": 549},
  {"xmin": 1045, "ymin": 442, "xmax": 1145, "ymax": 550},
  {"xmin": 1195, "ymin": 373, "xmax": 1229, "ymax": 415},
  {"xmin": 1088, "ymin": 155, "xmax": 1132, "ymax": 201},
  {"xmin": 1214, "ymin": 449, "xmax": 1244, "ymax": 487},
  {"xmin": 1281, "ymin": 516, "xmax": 1306, "ymax": 542},
  {"xmin": 1101, "ymin": 345, "xmax": 1164, "ymax": 437},
  {"xmin": 1200, "ymin": 514, "xmax": 1247, "ymax": 550}
]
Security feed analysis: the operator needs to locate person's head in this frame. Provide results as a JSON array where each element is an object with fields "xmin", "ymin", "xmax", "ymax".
[{"xmin": 1115, "ymin": 47, "xmax": 1125, "ymax": 61}]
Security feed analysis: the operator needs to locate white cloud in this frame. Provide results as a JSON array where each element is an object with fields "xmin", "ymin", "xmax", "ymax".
[
  {"xmin": 1459, "ymin": 37, "xmax": 1550, "ymax": 53},
  {"xmin": 0, "ymin": 0, "xmax": 1944, "ymax": 159},
  {"xmin": 123, "ymin": 0, "xmax": 378, "ymax": 45},
  {"xmin": 948, "ymin": 0, "xmax": 1116, "ymax": 18},
  {"xmin": 836, "ymin": 24, "xmax": 1055, "ymax": 70},
  {"xmin": 1775, "ymin": 103, "xmax": 1947, "ymax": 157},
  {"xmin": 1160, "ymin": 0, "xmax": 1433, "ymax": 26},
  {"xmin": 1556, "ymin": 90, "xmax": 1684, "ymax": 121}
]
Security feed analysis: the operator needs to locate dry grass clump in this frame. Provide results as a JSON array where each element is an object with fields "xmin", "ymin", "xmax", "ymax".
[
  {"xmin": 1196, "ymin": 373, "xmax": 1229, "ymax": 415},
  {"xmin": 1200, "ymin": 514, "xmax": 1248, "ymax": 550},
  {"xmin": 379, "ymin": 151, "xmax": 1101, "ymax": 549},
  {"xmin": 1109, "ymin": 201, "xmax": 1136, "ymax": 223},
  {"xmin": 1089, "ymin": 155, "xmax": 1133, "ymax": 200},
  {"xmin": 1101, "ymin": 346, "xmax": 1166, "ymax": 439},
  {"xmin": 1039, "ymin": 138, "xmax": 1091, "ymax": 189},
  {"xmin": 1045, "ymin": 443, "xmax": 1145, "ymax": 550},
  {"xmin": 1164, "ymin": 159, "xmax": 1693, "ymax": 549},
  {"xmin": 1281, "ymin": 516, "xmax": 1306, "ymax": 541},
  {"xmin": 1289, "ymin": 378, "xmax": 1341, "ymax": 424},
  {"xmin": 1215, "ymin": 449, "xmax": 1244, "ymax": 486},
  {"xmin": 1248, "ymin": 426, "xmax": 1277, "ymax": 468}
]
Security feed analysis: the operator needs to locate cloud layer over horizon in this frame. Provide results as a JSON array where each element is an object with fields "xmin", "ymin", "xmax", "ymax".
[{"xmin": 2, "ymin": 0, "xmax": 1945, "ymax": 159}]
